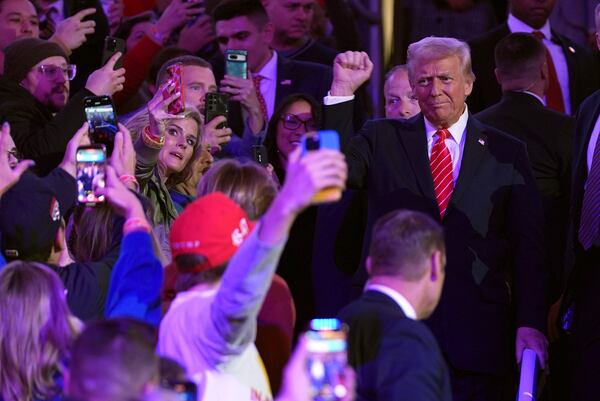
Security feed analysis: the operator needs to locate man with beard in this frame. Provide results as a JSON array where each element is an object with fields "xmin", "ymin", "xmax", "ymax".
[{"xmin": 0, "ymin": 37, "xmax": 124, "ymax": 176}]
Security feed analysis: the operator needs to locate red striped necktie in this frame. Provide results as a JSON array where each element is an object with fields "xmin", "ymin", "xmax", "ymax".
[
  {"xmin": 252, "ymin": 74, "xmax": 269, "ymax": 122},
  {"xmin": 579, "ymin": 135, "xmax": 600, "ymax": 249},
  {"xmin": 430, "ymin": 129, "xmax": 454, "ymax": 218},
  {"xmin": 532, "ymin": 31, "xmax": 566, "ymax": 113}
]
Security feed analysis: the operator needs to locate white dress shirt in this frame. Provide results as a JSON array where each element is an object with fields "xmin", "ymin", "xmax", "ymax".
[
  {"xmin": 365, "ymin": 283, "xmax": 417, "ymax": 320},
  {"xmin": 508, "ymin": 13, "xmax": 571, "ymax": 115},
  {"xmin": 254, "ymin": 51, "xmax": 278, "ymax": 120},
  {"xmin": 424, "ymin": 106, "xmax": 469, "ymax": 184}
]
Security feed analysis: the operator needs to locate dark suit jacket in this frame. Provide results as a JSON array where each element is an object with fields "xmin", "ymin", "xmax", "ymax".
[
  {"xmin": 211, "ymin": 53, "xmax": 333, "ymax": 138},
  {"xmin": 325, "ymin": 101, "xmax": 546, "ymax": 374},
  {"xmin": 475, "ymin": 91, "xmax": 574, "ymax": 300},
  {"xmin": 338, "ymin": 290, "xmax": 452, "ymax": 401},
  {"xmin": 468, "ymin": 23, "xmax": 599, "ymax": 114}
]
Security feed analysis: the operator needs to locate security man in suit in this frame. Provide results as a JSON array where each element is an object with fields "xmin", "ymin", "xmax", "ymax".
[
  {"xmin": 339, "ymin": 209, "xmax": 452, "ymax": 401},
  {"xmin": 324, "ymin": 38, "xmax": 548, "ymax": 401}
]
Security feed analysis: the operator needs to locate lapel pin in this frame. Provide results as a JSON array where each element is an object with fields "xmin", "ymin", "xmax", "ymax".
[
  {"xmin": 280, "ymin": 79, "xmax": 292, "ymax": 85},
  {"xmin": 568, "ymin": 46, "xmax": 575, "ymax": 54},
  {"xmin": 478, "ymin": 138, "xmax": 486, "ymax": 146}
]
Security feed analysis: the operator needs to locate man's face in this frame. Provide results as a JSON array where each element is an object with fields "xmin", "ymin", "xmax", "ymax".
[
  {"xmin": 411, "ymin": 56, "xmax": 473, "ymax": 129},
  {"xmin": 216, "ymin": 16, "xmax": 273, "ymax": 72},
  {"xmin": 384, "ymin": 69, "xmax": 421, "ymax": 120},
  {"xmin": 126, "ymin": 21, "xmax": 153, "ymax": 50},
  {"xmin": 509, "ymin": 0, "xmax": 556, "ymax": 29},
  {"xmin": 181, "ymin": 65, "xmax": 217, "ymax": 116},
  {"xmin": 21, "ymin": 56, "xmax": 70, "ymax": 112},
  {"xmin": 264, "ymin": 0, "xmax": 315, "ymax": 43},
  {"xmin": 0, "ymin": 0, "xmax": 39, "ymax": 50}
]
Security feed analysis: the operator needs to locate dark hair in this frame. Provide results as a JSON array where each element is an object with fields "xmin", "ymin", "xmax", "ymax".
[
  {"xmin": 114, "ymin": 11, "xmax": 156, "ymax": 46},
  {"xmin": 156, "ymin": 55, "xmax": 213, "ymax": 87},
  {"xmin": 495, "ymin": 32, "xmax": 546, "ymax": 82},
  {"xmin": 263, "ymin": 93, "xmax": 321, "ymax": 183},
  {"xmin": 212, "ymin": 0, "xmax": 269, "ymax": 27},
  {"xmin": 149, "ymin": 47, "xmax": 193, "ymax": 85},
  {"xmin": 68, "ymin": 318, "xmax": 159, "ymax": 401},
  {"xmin": 174, "ymin": 254, "xmax": 227, "ymax": 291},
  {"xmin": 67, "ymin": 203, "xmax": 115, "ymax": 263},
  {"xmin": 369, "ymin": 210, "xmax": 445, "ymax": 281}
]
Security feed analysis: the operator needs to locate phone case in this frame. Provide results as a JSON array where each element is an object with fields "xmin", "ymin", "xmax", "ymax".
[
  {"xmin": 205, "ymin": 92, "xmax": 229, "ymax": 128},
  {"xmin": 301, "ymin": 130, "xmax": 342, "ymax": 203},
  {"xmin": 225, "ymin": 49, "xmax": 248, "ymax": 79},
  {"xmin": 102, "ymin": 36, "xmax": 125, "ymax": 69},
  {"xmin": 165, "ymin": 63, "xmax": 185, "ymax": 114}
]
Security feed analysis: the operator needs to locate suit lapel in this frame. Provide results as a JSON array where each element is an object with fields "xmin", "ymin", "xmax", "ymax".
[
  {"xmin": 398, "ymin": 115, "xmax": 437, "ymax": 202},
  {"xmin": 274, "ymin": 57, "xmax": 294, "ymax": 106},
  {"xmin": 449, "ymin": 117, "xmax": 488, "ymax": 210},
  {"xmin": 575, "ymin": 98, "xmax": 600, "ymax": 177}
]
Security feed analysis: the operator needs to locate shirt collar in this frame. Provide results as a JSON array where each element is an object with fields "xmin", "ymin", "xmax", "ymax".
[
  {"xmin": 519, "ymin": 90, "xmax": 546, "ymax": 106},
  {"xmin": 365, "ymin": 283, "xmax": 417, "ymax": 320},
  {"xmin": 508, "ymin": 13, "xmax": 552, "ymax": 39},
  {"xmin": 257, "ymin": 50, "xmax": 278, "ymax": 81},
  {"xmin": 424, "ymin": 104, "xmax": 469, "ymax": 144}
]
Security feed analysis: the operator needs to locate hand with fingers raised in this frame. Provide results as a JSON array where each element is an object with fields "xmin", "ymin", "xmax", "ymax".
[
  {"xmin": 85, "ymin": 52, "xmax": 126, "ymax": 96},
  {"xmin": 0, "ymin": 122, "xmax": 34, "ymax": 197},
  {"xmin": 51, "ymin": 8, "xmax": 96, "ymax": 51},
  {"xmin": 58, "ymin": 122, "xmax": 91, "ymax": 178}
]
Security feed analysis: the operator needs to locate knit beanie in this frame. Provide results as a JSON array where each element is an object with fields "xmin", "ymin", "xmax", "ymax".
[{"xmin": 4, "ymin": 38, "xmax": 69, "ymax": 83}]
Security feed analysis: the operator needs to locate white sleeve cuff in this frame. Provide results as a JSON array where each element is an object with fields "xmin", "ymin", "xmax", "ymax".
[{"xmin": 323, "ymin": 92, "xmax": 355, "ymax": 105}]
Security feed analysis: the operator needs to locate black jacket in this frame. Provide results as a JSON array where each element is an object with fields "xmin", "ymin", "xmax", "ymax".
[{"xmin": 0, "ymin": 76, "xmax": 91, "ymax": 176}]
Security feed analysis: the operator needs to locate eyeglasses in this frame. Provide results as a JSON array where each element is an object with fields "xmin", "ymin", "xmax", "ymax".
[
  {"xmin": 280, "ymin": 113, "xmax": 317, "ymax": 131},
  {"xmin": 37, "ymin": 64, "xmax": 77, "ymax": 81}
]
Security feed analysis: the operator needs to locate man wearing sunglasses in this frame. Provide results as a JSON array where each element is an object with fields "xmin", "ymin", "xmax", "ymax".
[{"xmin": 0, "ymin": 37, "xmax": 124, "ymax": 176}]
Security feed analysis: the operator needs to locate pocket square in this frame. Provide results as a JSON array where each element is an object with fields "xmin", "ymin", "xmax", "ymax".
[{"xmin": 280, "ymin": 79, "xmax": 292, "ymax": 85}]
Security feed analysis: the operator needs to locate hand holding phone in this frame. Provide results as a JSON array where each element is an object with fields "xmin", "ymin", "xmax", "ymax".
[
  {"xmin": 204, "ymin": 92, "xmax": 229, "ymax": 129},
  {"xmin": 301, "ymin": 130, "xmax": 342, "ymax": 203},
  {"xmin": 76, "ymin": 145, "xmax": 106, "ymax": 205},
  {"xmin": 84, "ymin": 96, "xmax": 119, "ymax": 157},
  {"xmin": 102, "ymin": 36, "xmax": 125, "ymax": 70}
]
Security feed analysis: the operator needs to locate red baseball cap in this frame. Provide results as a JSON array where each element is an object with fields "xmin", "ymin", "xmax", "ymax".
[{"xmin": 170, "ymin": 192, "xmax": 256, "ymax": 272}]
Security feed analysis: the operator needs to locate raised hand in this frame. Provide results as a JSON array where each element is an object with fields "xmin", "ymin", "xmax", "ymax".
[
  {"xmin": 147, "ymin": 81, "xmax": 186, "ymax": 136},
  {"xmin": 59, "ymin": 122, "xmax": 91, "ymax": 178},
  {"xmin": 96, "ymin": 165, "xmax": 146, "ymax": 220},
  {"xmin": 202, "ymin": 115, "xmax": 233, "ymax": 152},
  {"xmin": 516, "ymin": 326, "xmax": 549, "ymax": 370},
  {"xmin": 51, "ymin": 8, "xmax": 96, "ymax": 51},
  {"xmin": 177, "ymin": 13, "xmax": 216, "ymax": 53},
  {"xmin": 330, "ymin": 51, "xmax": 373, "ymax": 96},
  {"xmin": 154, "ymin": 0, "xmax": 204, "ymax": 41},
  {"xmin": 85, "ymin": 52, "xmax": 126, "ymax": 96},
  {"xmin": 110, "ymin": 123, "xmax": 136, "ymax": 179},
  {"xmin": 220, "ymin": 72, "xmax": 264, "ymax": 133},
  {"xmin": 0, "ymin": 122, "xmax": 34, "ymax": 197}
]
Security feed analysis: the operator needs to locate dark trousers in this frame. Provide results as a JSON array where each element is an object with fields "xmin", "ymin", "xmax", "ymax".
[{"xmin": 567, "ymin": 246, "xmax": 600, "ymax": 401}]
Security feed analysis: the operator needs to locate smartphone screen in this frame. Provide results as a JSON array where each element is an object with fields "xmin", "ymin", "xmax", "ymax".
[
  {"xmin": 76, "ymin": 146, "xmax": 106, "ymax": 205},
  {"xmin": 165, "ymin": 63, "xmax": 185, "ymax": 115},
  {"xmin": 85, "ymin": 96, "xmax": 118, "ymax": 157},
  {"xmin": 225, "ymin": 49, "xmax": 248, "ymax": 79},
  {"xmin": 306, "ymin": 318, "xmax": 348, "ymax": 401}
]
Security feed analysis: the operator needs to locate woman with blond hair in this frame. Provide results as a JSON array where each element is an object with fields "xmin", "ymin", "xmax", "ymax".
[{"xmin": 0, "ymin": 262, "xmax": 81, "ymax": 401}]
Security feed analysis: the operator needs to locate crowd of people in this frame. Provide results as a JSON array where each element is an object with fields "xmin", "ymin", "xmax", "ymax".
[{"xmin": 0, "ymin": 0, "xmax": 599, "ymax": 400}]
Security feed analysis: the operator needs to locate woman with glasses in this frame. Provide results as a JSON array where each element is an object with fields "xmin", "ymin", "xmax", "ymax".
[{"xmin": 262, "ymin": 93, "xmax": 324, "ymax": 335}]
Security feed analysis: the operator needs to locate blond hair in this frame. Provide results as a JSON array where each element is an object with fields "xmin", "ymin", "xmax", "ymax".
[
  {"xmin": 407, "ymin": 36, "xmax": 475, "ymax": 84},
  {"xmin": 0, "ymin": 261, "xmax": 80, "ymax": 401}
]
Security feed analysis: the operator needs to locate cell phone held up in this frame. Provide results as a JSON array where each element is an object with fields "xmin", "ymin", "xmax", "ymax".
[
  {"xmin": 102, "ymin": 36, "xmax": 125, "ymax": 70},
  {"xmin": 225, "ymin": 49, "xmax": 248, "ymax": 79},
  {"xmin": 306, "ymin": 318, "xmax": 349, "ymax": 401},
  {"xmin": 84, "ymin": 95, "xmax": 118, "ymax": 157},
  {"xmin": 301, "ymin": 130, "xmax": 342, "ymax": 203},
  {"xmin": 76, "ymin": 145, "xmax": 106, "ymax": 205},
  {"xmin": 204, "ymin": 92, "xmax": 229, "ymax": 129},
  {"xmin": 164, "ymin": 63, "xmax": 185, "ymax": 115}
]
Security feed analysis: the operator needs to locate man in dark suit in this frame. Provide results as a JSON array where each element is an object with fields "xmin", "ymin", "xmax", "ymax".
[
  {"xmin": 468, "ymin": 0, "xmax": 599, "ymax": 114},
  {"xmin": 561, "ymin": 6, "xmax": 600, "ymax": 399},
  {"xmin": 475, "ymin": 32, "xmax": 574, "ymax": 303},
  {"xmin": 324, "ymin": 38, "xmax": 548, "ymax": 401},
  {"xmin": 339, "ymin": 209, "xmax": 451, "ymax": 401},
  {"xmin": 211, "ymin": 0, "xmax": 332, "ymax": 147}
]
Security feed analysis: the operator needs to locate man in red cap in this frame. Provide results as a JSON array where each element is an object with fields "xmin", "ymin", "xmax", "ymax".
[{"xmin": 157, "ymin": 145, "xmax": 347, "ymax": 400}]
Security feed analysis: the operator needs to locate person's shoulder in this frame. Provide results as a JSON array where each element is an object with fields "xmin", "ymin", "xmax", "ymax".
[
  {"xmin": 279, "ymin": 55, "xmax": 332, "ymax": 74},
  {"xmin": 469, "ymin": 115, "xmax": 528, "ymax": 149},
  {"xmin": 578, "ymin": 89, "xmax": 600, "ymax": 114}
]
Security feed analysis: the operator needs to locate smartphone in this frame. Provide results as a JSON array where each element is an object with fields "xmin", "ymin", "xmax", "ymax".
[
  {"xmin": 71, "ymin": 0, "xmax": 94, "ymax": 14},
  {"xmin": 204, "ymin": 92, "xmax": 229, "ymax": 129},
  {"xmin": 164, "ymin": 63, "xmax": 185, "ymax": 115},
  {"xmin": 102, "ymin": 36, "xmax": 125, "ymax": 70},
  {"xmin": 306, "ymin": 318, "xmax": 349, "ymax": 401},
  {"xmin": 252, "ymin": 144, "xmax": 268, "ymax": 166},
  {"xmin": 76, "ymin": 145, "xmax": 106, "ymax": 205},
  {"xmin": 162, "ymin": 380, "xmax": 197, "ymax": 401},
  {"xmin": 84, "ymin": 96, "xmax": 118, "ymax": 157},
  {"xmin": 300, "ymin": 130, "xmax": 342, "ymax": 203},
  {"xmin": 225, "ymin": 49, "xmax": 248, "ymax": 79}
]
